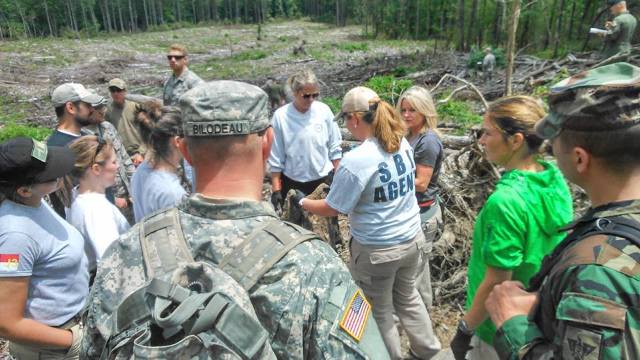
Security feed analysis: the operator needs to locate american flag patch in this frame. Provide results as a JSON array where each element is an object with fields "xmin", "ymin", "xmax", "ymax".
[
  {"xmin": 339, "ymin": 289, "xmax": 371, "ymax": 341},
  {"xmin": 0, "ymin": 254, "xmax": 19, "ymax": 271}
]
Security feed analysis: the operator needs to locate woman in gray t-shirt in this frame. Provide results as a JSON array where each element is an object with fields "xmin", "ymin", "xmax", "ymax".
[
  {"xmin": 0, "ymin": 137, "xmax": 89, "ymax": 359},
  {"xmin": 299, "ymin": 87, "xmax": 441, "ymax": 359},
  {"xmin": 398, "ymin": 86, "xmax": 445, "ymax": 309}
]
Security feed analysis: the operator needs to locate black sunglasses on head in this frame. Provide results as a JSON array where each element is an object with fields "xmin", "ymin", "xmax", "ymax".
[
  {"xmin": 92, "ymin": 127, "xmax": 107, "ymax": 164},
  {"xmin": 167, "ymin": 55, "xmax": 186, "ymax": 61},
  {"xmin": 302, "ymin": 93, "xmax": 320, "ymax": 100}
]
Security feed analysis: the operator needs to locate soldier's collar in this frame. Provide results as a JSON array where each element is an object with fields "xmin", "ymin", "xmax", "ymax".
[
  {"xmin": 179, "ymin": 194, "xmax": 278, "ymax": 220},
  {"xmin": 562, "ymin": 199, "xmax": 640, "ymax": 231}
]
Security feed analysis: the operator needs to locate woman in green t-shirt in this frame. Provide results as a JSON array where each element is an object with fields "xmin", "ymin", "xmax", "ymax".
[{"xmin": 450, "ymin": 96, "xmax": 573, "ymax": 360}]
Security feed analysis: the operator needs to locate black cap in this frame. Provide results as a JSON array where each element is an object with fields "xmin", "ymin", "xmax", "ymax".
[
  {"xmin": 608, "ymin": 0, "xmax": 623, "ymax": 6},
  {"xmin": 0, "ymin": 137, "xmax": 76, "ymax": 187}
]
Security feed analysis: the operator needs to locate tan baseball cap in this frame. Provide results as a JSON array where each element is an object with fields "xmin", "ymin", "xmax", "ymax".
[
  {"xmin": 108, "ymin": 78, "xmax": 127, "ymax": 90},
  {"xmin": 334, "ymin": 86, "xmax": 380, "ymax": 121},
  {"xmin": 51, "ymin": 83, "xmax": 103, "ymax": 108}
]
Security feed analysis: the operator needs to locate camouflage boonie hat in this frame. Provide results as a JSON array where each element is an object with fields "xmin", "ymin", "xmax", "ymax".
[
  {"xmin": 179, "ymin": 80, "xmax": 270, "ymax": 137},
  {"xmin": 535, "ymin": 62, "xmax": 640, "ymax": 139}
]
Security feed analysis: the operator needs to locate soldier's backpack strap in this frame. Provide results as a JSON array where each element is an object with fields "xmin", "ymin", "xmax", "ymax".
[
  {"xmin": 531, "ymin": 216, "xmax": 640, "ymax": 290},
  {"xmin": 139, "ymin": 207, "xmax": 194, "ymax": 278},
  {"xmin": 218, "ymin": 221, "xmax": 318, "ymax": 291}
]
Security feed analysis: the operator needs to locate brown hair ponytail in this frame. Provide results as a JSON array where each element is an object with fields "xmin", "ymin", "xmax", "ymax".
[{"xmin": 363, "ymin": 100, "xmax": 405, "ymax": 153}]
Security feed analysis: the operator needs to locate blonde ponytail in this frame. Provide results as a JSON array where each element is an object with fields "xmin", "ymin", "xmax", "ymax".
[{"xmin": 363, "ymin": 100, "xmax": 405, "ymax": 153}]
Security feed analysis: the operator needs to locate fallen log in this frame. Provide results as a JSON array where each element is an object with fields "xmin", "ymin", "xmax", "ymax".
[{"xmin": 340, "ymin": 129, "xmax": 474, "ymax": 150}]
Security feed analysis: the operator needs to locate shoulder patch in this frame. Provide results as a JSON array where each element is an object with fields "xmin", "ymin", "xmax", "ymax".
[
  {"xmin": 562, "ymin": 325, "xmax": 601, "ymax": 360},
  {"xmin": 339, "ymin": 289, "xmax": 371, "ymax": 342},
  {"xmin": 0, "ymin": 254, "xmax": 19, "ymax": 271}
]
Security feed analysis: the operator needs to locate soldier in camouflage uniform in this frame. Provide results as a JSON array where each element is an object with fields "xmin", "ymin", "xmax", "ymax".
[
  {"xmin": 600, "ymin": 0, "xmax": 637, "ymax": 59},
  {"xmin": 485, "ymin": 62, "xmax": 640, "ymax": 359},
  {"xmin": 81, "ymin": 80, "xmax": 390, "ymax": 359},
  {"xmin": 163, "ymin": 44, "xmax": 204, "ymax": 106}
]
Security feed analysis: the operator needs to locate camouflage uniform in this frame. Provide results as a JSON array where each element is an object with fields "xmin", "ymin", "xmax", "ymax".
[
  {"xmin": 603, "ymin": 11, "xmax": 637, "ymax": 59},
  {"xmin": 493, "ymin": 63, "xmax": 640, "ymax": 360},
  {"xmin": 82, "ymin": 80, "xmax": 389, "ymax": 360},
  {"xmin": 162, "ymin": 68, "xmax": 204, "ymax": 106}
]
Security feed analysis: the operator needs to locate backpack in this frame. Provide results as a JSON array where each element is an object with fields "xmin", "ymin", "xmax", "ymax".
[{"xmin": 100, "ymin": 208, "xmax": 316, "ymax": 359}]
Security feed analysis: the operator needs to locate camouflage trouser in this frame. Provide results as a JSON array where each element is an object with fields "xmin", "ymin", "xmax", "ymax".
[
  {"xmin": 416, "ymin": 201, "xmax": 443, "ymax": 308},
  {"xmin": 9, "ymin": 317, "xmax": 82, "ymax": 360}
]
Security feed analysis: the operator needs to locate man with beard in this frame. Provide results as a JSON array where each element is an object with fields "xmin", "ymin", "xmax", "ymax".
[
  {"xmin": 46, "ymin": 83, "xmax": 103, "ymax": 216},
  {"xmin": 47, "ymin": 83, "xmax": 102, "ymax": 147}
]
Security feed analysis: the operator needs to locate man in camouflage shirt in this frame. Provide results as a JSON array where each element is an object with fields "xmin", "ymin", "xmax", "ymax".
[
  {"xmin": 81, "ymin": 80, "xmax": 389, "ymax": 359},
  {"xmin": 600, "ymin": 0, "xmax": 637, "ymax": 59},
  {"xmin": 485, "ymin": 62, "xmax": 640, "ymax": 359},
  {"xmin": 163, "ymin": 44, "xmax": 204, "ymax": 106}
]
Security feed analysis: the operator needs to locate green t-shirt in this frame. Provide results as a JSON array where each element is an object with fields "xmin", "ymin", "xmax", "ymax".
[{"xmin": 466, "ymin": 160, "xmax": 573, "ymax": 345}]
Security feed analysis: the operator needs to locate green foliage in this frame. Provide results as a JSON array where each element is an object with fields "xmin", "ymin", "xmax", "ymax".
[
  {"xmin": 392, "ymin": 66, "xmax": 418, "ymax": 77},
  {"xmin": 0, "ymin": 123, "xmax": 52, "ymax": 143},
  {"xmin": 322, "ymin": 96, "xmax": 342, "ymax": 114},
  {"xmin": 436, "ymin": 100, "xmax": 483, "ymax": 130},
  {"xmin": 337, "ymin": 42, "xmax": 369, "ymax": 52},
  {"xmin": 467, "ymin": 47, "xmax": 506, "ymax": 69},
  {"xmin": 365, "ymin": 76, "xmax": 413, "ymax": 104},
  {"xmin": 232, "ymin": 50, "xmax": 268, "ymax": 61}
]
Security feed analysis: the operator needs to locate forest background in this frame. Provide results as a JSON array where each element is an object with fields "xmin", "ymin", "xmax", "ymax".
[{"xmin": 1, "ymin": 0, "xmax": 637, "ymax": 58}]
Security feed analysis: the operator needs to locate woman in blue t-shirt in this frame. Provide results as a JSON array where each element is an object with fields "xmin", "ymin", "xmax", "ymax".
[
  {"xmin": 299, "ymin": 87, "xmax": 441, "ymax": 359},
  {"xmin": 398, "ymin": 86, "xmax": 445, "ymax": 309},
  {"xmin": 131, "ymin": 102, "xmax": 187, "ymax": 222},
  {"xmin": 0, "ymin": 137, "xmax": 89, "ymax": 359}
]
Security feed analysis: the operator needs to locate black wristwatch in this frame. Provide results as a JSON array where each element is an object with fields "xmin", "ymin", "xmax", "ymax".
[{"xmin": 458, "ymin": 319, "xmax": 474, "ymax": 336}]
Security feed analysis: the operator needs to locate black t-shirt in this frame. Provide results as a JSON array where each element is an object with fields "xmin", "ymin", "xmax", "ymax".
[{"xmin": 409, "ymin": 130, "xmax": 443, "ymax": 204}]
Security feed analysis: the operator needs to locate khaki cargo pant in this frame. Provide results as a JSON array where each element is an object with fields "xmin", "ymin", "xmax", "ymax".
[
  {"xmin": 9, "ymin": 316, "xmax": 82, "ymax": 360},
  {"xmin": 416, "ymin": 201, "xmax": 443, "ymax": 308},
  {"xmin": 350, "ymin": 231, "xmax": 442, "ymax": 360}
]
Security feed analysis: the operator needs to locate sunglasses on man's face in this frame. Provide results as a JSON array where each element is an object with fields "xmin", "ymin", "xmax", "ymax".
[
  {"xmin": 302, "ymin": 93, "xmax": 320, "ymax": 100},
  {"xmin": 167, "ymin": 55, "xmax": 185, "ymax": 61},
  {"xmin": 93, "ymin": 127, "xmax": 107, "ymax": 164},
  {"xmin": 109, "ymin": 87, "xmax": 124, "ymax": 93}
]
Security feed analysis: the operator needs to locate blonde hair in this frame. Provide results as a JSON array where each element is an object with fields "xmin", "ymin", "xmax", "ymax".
[
  {"xmin": 68, "ymin": 135, "xmax": 114, "ymax": 179},
  {"xmin": 287, "ymin": 69, "xmax": 318, "ymax": 93},
  {"xmin": 357, "ymin": 99, "xmax": 406, "ymax": 153},
  {"xmin": 169, "ymin": 44, "xmax": 188, "ymax": 56},
  {"xmin": 397, "ymin": 86, "xmax": 440, "ymax": 137},
  {"xmin": 486, "ymin": 95, "xmax": 546, "ymax": 155}
]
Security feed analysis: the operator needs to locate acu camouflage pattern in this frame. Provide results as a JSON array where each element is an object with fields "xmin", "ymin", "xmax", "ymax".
[
  {"xmin": 535, "ymin": 62, "xmax": 640, "ymax": 139},
  {"xmin": 603, "ymin": 11, "xmax": 638, "ymax": 59},
  {"xmin": 81, "ymin": 195, "xmax": 389, "ymax": 360},
  {"xmin": 179, "ymin": 81, "xmax": 271, "ymax": 137},
  {"xmin": 163, "ymin": 68, "xmax": 204, "ymax": 106},
  {"xmin": 493, "ymin": 200, "xmax": 640, "ymax": 360}
]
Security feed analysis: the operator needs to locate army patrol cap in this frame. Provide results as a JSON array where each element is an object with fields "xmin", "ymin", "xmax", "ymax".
[
  {"xmin": 108, "ymin": 78, "xmax": 127, "ymax": 90},
  {"xmin": 535, "ymin": 62, "xmax": 640, "ymax": 139},
  {"xmin": 179, "ymin": 81, "xmax": 270, "ymax": 137},
  {"xmin": 0, "ymin": 137, "xmax": 76, "ymax": 186},
  {"xmin": 334, "ymin": 86, "xmax": 381, "ymax": 121},
  {"xmin": 51, "ymin": 83, "xmax": 103, "ymax": 108}
]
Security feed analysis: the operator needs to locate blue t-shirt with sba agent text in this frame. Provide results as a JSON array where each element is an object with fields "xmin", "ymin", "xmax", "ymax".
[
  {"xmin": 326, "ymin": 137, "xmax": 421, "ymax": 245},
  {"xmin": 0, "ymin": 199, "xmax": 89, "ymax": 326}
]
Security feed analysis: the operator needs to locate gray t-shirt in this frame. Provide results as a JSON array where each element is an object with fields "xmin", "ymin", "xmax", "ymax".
[
  {"xmin": 131, "ymin": 160, "xmax": 187, "ymax": 222},
  {"xmin": 0, "ymin": 199, "xmax": 89, "ymax": 326},
  {"xmin": 409, "ymin": 130, "xmax": 443, "ymax": 204},
  {"xmin": 326, "ymin": 138, "xmax": 421, "ymax": 245}
]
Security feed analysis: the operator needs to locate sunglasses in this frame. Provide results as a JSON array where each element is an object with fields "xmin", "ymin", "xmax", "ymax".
[
  {"xmin": 109, "ymin": 87, "xmax": 124, "ymax": 93},
  {"xmin": 337, "ymin": 112, "xmax": 353, "ymax": 126},
  {"xmin": 167, "ymin": 55, "xmax": 185, "ymax": 61},
  {"xmin": 93, "ymin": 127, "xmax": 107, "ymax": 164},
  {"xmin": 302, "ymin": 93, "xmax": 320, "ymax": 100}
]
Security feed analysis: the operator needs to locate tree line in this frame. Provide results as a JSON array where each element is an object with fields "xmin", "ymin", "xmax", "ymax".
[{"xmin": 0, "ymin": 0, "xmax": 630, "ymax": 54}]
